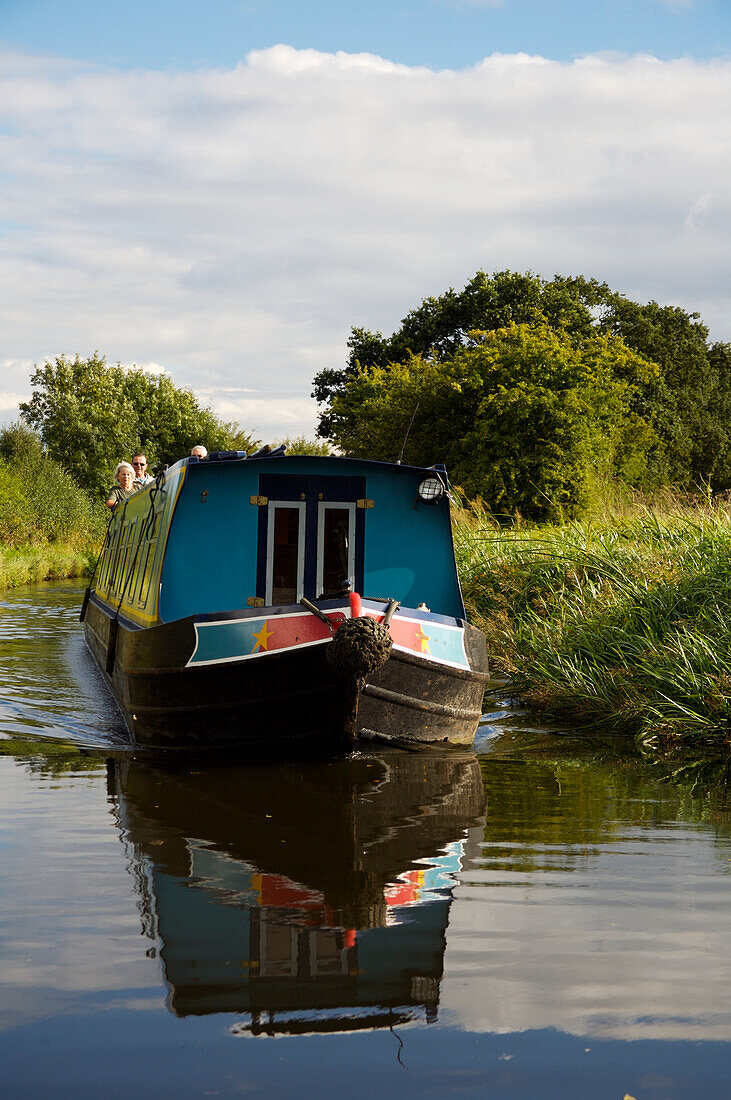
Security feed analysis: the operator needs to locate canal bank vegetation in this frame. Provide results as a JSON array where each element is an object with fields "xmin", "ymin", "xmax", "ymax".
[
  {"xmin": 0, "ymin": 424, "xmax": 105, "ymax": 588},
  {"xmin": 454, "ymin": 496, "xmax": 731, "ymax": 754}
]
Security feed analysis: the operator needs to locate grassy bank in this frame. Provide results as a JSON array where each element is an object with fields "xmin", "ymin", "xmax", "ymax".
[
  {"xmin": 0, "ymin": 543, "xmax": 98, "ymax": 589},
  {"xmin": 453, "ymin": 496, "xmax": 731, "ymax": 754}
]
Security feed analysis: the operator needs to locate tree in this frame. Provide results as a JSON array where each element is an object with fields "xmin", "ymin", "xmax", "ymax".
[
  {"xmin": 313, "ymin": 270, "xmax": 602, "ymax": 436},
  {"xmin": 454, "ymin": 327, "xmax": 659, "ymax": 520},
  {"xmin": 705, "ymin": 341, "xmax": 731, "ymax": 487},
  {"xmin": 323, "ymin": 353, "xmax": 475, "ymax": 468},
  {"xmin": 590, "ymin": 295, "xmax": 723, "ymax": 484},
  {"xmin": 274, "ymin": 435, "xmax": 333, "ymax": 456},
  {"xmin": 20, "ymin": 354, "xmax": 257, "ymax": 498},
  {"xmin": 314, "ymin": 269, "xmax": 731, "ymax": 491},
  {"xmin": 327, "ymin": 324, "xmax": 658, "ymax": 521}
]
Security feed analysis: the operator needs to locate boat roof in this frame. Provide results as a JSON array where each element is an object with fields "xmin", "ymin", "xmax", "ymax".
[{"xmin": 180, "ymin": 450, "xmax": 448, "ymax": 479}]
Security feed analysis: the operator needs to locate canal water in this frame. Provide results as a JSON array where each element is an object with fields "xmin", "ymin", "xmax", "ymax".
[{"xmin": 1, "ymin": 582, "xmax": 730, "ymax": 1098}]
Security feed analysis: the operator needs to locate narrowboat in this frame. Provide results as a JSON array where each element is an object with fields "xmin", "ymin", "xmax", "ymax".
[{"xmin": 82, "ymin": 450, "xmax": 488, "ymax": 751}]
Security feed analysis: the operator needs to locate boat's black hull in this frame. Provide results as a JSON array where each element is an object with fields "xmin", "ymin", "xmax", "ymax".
[
  {"xmin": 84, "ymin": 596, "xmax": 489, "ymax": 751},
  {"xmin": 360, "ymin": 625, "xmax": 488, "ymax": 744}
]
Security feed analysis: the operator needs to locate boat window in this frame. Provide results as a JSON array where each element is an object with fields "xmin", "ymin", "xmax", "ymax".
[
  {"xmin": 118, "ymin": 520, "xmax": 138, "ymax": 599},
  {"xmin": 110, "ymin": 521, "xmax": 129, "ymax": 595},
  {"xmin": 103, "ymin": 522, "xmax": 122, "ymax": 593},
  {"xmin": 266, "ymin": 502, "xmax": 305, "ymax": 606},
  {"xmin": 316, "ymin": 502, "xmax": 355, "ymax": 598},
  {"xmin": 112, "ymin": 522, "xmax": 126, "ymax": 597},
  {"xmin": 97, "ymin": 540, "xmax": 111, "ymax": 590},
  {"xmin": 137, "ymin": 510, "xmax": 163, "ymax": 607},
  {"xmin": 101, "ymin": 539, "xmax": 114, "ymax": 589}
]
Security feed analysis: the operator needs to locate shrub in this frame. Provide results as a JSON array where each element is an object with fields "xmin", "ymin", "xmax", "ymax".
[{"xmin": 0, "ymin": 424, "xmax": 105, "ymax": 547}]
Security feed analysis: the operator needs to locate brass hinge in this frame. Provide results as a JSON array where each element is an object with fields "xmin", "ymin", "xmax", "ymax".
[
  {"xmin": 249, "ymin": 495, "xmax": 268, "ymax": 506},
  {"xmin": 247, "ymin": 596, "xmax": 265, "ymax": 607},
  {"xmin": 357, "ymin": 498, "xmax": 375, "ymax": 510}
]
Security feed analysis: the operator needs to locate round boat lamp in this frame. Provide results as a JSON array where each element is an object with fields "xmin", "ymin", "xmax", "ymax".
[{"xmin": 418, "ymin": 476, "xmax": 445, "ymax": 503}]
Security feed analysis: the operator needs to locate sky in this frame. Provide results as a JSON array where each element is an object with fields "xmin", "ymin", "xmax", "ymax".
[{"xmin": 1, "ymin": 0, "xmax": 730, "ymax": 441}]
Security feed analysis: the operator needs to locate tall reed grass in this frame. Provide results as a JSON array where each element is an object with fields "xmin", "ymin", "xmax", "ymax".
[{"xmin": 453, "ymin": 496, "xmax": 731, "ymax": 753}]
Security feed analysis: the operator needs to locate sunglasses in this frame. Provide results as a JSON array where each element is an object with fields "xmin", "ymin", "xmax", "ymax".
[{"xmin": 132, "ymin": 462, "xmax": 147, "ymax": 468}]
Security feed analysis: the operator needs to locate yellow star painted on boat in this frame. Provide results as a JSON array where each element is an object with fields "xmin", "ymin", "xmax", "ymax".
[
  {"xmin": 252, "ymin": 620, "xmax": 275, "ymax": 652},
  {"xmin": 416, "ymin": 625, "xmax": 431, "ymax": 654}
]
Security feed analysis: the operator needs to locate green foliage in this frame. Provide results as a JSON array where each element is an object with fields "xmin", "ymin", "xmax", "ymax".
[
  {"xmin": 456, "ymin": 327, "xmax": 659, "ymax": 521},
  {"xmin": 323, "ymin": 354, "xmax": 467, "ymax": 467},
  {"xmin": 0, "ymin": 423, "xmax": 105, "ymax": 548},
  {"xmin": 314, "ymin": 269, "xmax": 731, "ymax": 506},
  {"xmin": 342, "ymin": 267, "xmax": 723, "ymax": 426},
  {"xmin": 595, "ymin": 294, "xmax": 728, "ymax": 484},
  {"xmin": 0, "ymin": 544, "xmax": 96, "ymax": 589},
  {"xmin": 454, "ymin": 500, "xmax": 731, "ymax": 752},
  {"xmin": 275, "ymin": 435, "xmax": 333, "ymax": 456},
  {"xmin": 20, "ymin": 353, "xmax": 258, "ymax": 497},
  {"xmin": 327, "ymin": 324, "xmax": 658, "ymax": 521},
  {"xmin": 313, "ymin": 270, "xmax": 599, "ymax": 426}
]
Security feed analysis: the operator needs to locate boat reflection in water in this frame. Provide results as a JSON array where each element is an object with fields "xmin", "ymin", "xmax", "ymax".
[{"xmin": 110, "ymin": 747, "xmax": 485, "ymax": 1035}]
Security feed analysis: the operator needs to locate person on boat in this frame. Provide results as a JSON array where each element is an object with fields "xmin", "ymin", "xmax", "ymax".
[
  {"xmin": 131, "ymin": 452, "xmax": 153, "ymax": 488},
  {"xmin": 105, "ymin": 462, "xmax": 136, "ymax": 509},
  {"xmin": 190, "ymin": 445, "xmax": 208, "ymax": 459}
]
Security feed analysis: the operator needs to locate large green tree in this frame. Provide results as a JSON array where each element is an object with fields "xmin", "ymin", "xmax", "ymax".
[
  {"xmin": 20, "ymin": 354, "xmax": 257, "ymax": 497},
  {"xmin": 314, "ymin": 270, "xmax": 731, "ymax": 492},
  {"xmin": 313, "ymin": 270, "xmax": 601, "ymax": 437},
  {"xmin": 327, "ymin": 324, "xmax": 659, "ymax": 522}
]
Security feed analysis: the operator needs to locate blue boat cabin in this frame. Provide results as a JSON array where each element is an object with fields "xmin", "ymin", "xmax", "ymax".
[{"xmin": 95, "ymin": 454, "xmax": 466, "ymax": 628}]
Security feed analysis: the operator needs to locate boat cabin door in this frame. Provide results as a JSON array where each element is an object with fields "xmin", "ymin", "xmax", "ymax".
[
  {"xmin": 257, "ymin": 474, "xmax": 366, "ymax": 606},
  {"xmin": 264, "ymin": 501, "xmax": 306, "ymax": 605},
  {"xmin": 315, "ymin": 501, "xmax": 356, "ymax": 600}
]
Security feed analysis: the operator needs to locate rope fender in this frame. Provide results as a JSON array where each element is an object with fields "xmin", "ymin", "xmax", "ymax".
[{"xmin": 326, "ymin": 615, "xmax": 392, "ymax": 681}]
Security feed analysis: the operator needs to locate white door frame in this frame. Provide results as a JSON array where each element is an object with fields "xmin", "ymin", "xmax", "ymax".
[
  {"xmin": 265, "ymin": 500, "xmax": 306, "ymax": 605},
  {"xmin": 316, "ymin": 501, "xmax": 355, "ymax": 599}
]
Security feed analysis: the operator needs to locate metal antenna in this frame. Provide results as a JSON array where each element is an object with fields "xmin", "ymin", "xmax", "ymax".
[{"xmin": 396, "ymin": 403, "xmax": 420, "ymax": 465}]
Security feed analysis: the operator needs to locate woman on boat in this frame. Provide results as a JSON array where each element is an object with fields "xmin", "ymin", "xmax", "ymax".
[{"xmin": 105, "ymin": 462, "xmax": 136, "ymax": 509}]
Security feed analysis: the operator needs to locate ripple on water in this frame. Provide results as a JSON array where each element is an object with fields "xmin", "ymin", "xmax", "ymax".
[{"xmin": 0, "ymin": 582, "xmax": 128, "ymax": 748}]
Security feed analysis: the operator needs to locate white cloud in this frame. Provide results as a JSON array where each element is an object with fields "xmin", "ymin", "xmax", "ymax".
[
  {"xmin": 0, "ymin": 392, "xmax": 30, "ymax": 415},
  {"xmin": 1, "ymin": 45, "xmax": 731, "ymax": 439}
]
